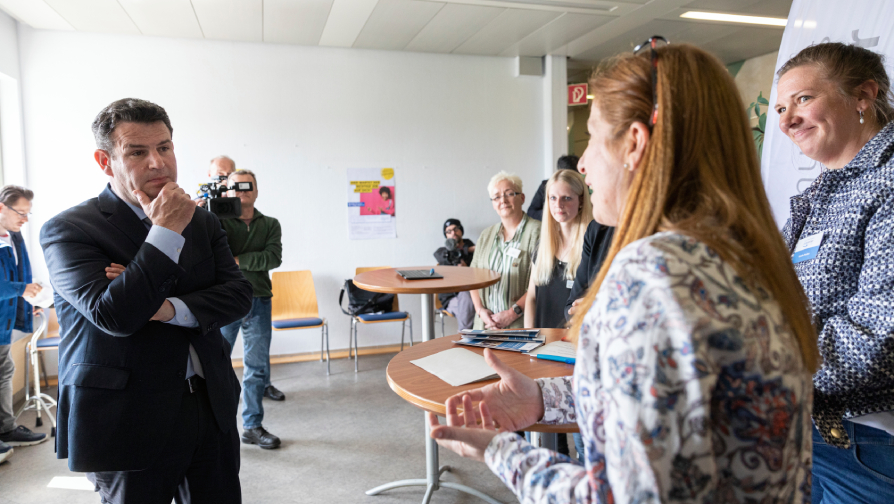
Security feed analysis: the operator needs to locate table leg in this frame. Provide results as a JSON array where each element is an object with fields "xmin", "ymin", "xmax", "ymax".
[
  {"xmin": 366, "ymin": 293, "xmax": 504, "ymax": 504},
  {"xmin": 530, "ymin": 432, "xmax": 558, "ymax": 451}
]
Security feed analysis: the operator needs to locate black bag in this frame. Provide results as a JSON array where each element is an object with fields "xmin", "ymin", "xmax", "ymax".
[{"xmin": 339, "ymin": 279, "xmax": 395, "ymax": 316}]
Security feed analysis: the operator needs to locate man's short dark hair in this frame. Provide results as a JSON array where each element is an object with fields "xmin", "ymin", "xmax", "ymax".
[
  {"xmin": 0, "ymin": 185, "xmax": 34, "ymax": 207},
  {"xmin": 92, "ymin": 98, "xmax": 173, "ymax": 155},
  {"xmin": 557, "ymin": 155, "xmax": 580, "ymax": 171}
]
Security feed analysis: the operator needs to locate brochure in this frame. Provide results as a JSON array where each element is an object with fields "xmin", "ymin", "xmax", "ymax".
[{"xmin": 454, "ymin": 338, "xmax": 543, "ymax": 353}]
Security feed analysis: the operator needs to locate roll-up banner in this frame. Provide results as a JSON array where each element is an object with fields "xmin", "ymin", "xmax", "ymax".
[{"xmin": 762, "ymin": 0, "xmax": 894, "ymax": 227}]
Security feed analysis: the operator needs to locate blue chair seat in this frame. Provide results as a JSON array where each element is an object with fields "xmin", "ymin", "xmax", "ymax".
[
  {"xmin": 35, "ymin": 337, "xmax": 61, "ymax": 349},
  {"xmin": 357, "ymin": 311, "xmax": 407, "ymax": 322},
  {"xmin": 272, "ymin": 317, "xmax": 324, "ymax": 329}
]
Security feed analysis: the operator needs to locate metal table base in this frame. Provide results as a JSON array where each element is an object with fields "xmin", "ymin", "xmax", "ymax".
[{"xmin": 367, "ymin": 293, "xmax": 504, "ymax": 504}]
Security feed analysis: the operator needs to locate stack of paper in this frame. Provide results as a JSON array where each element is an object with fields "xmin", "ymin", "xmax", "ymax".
[
  {"xmin": 528, "ymin": 341, "xmax": 576, "ymax": 361},
  {"xmin": 454, "ymin": 329, "xmax": 544, "ymax": 353}
]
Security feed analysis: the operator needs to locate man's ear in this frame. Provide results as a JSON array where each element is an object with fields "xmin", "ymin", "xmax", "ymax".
[
  {"xmin": 95, "ymin": 149, "xmax": 114, "ymax": 176},
  {"xmin": 623, "ymin": 122, "xmax": 651, "ymax": 172}
]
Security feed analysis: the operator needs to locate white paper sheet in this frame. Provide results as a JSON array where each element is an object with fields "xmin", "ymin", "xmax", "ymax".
[{"xmin": 410, "ymin": 348, "xmax": 498, "ymax": 387}]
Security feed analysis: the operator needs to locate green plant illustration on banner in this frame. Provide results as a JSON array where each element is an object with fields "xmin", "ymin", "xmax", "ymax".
[{"xmin": 749, "ymin": 91, "xmax": 769, "ymax": 159}]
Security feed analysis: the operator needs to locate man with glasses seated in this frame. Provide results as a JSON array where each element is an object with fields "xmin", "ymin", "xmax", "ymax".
[{"xmin": 0, "ymin": 185, "xmax": 47, "ymax": 464}]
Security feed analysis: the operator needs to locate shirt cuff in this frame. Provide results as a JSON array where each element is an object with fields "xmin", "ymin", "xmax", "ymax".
[
  {"xmin": 146, "ymin": 225, "xmax": 186, "ymax": 264},
  {"xmin": 165, "ymin": 297, "xmax": 199, "ymax": 328}
]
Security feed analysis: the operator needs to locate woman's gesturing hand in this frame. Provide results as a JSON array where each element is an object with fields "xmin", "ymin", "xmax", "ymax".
[
  {"xmin": 429, "ymin": 348, "xmax": 545, "ymax": 463},
  {"xmin": 428, "ymin": 395, "xmax": 498, "ymax": 463}
]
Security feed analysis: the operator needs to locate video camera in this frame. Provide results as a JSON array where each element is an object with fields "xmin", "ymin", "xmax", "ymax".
[
  {"xmin": 441, "ymin": 238, "xmax": 464, "ymax": 266},
  {"xmin": 197, "ymin": 176, "xmax": 254, "ymax": 219}
]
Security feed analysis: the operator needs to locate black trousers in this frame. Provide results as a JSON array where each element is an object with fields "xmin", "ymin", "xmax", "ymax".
[{"xmin": 87, "ymin": 378, "xmax": 241, "ymax": 504}]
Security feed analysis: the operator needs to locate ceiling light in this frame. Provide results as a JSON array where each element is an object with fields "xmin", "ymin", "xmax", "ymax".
[{"xmin": 680, "ymin": 11, "xmax": 787, "ymax": 27}]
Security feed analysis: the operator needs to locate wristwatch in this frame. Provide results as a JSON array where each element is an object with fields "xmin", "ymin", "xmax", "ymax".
[{"xmin": 512, "ymin": 304, "xmax": 523, "ymax": 316}]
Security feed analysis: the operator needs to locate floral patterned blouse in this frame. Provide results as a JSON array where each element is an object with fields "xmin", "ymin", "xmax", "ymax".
[{"xmin": 484, "ymin": 232, "xmax": 814, "ymax": 504}]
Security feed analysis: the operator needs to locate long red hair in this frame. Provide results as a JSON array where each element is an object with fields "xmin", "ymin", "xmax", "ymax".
[{"xmin": 570, "ymin": 44, "xmax": 818, "ymax": 372}]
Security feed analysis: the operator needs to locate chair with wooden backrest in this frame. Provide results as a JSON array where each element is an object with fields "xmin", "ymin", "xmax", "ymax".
[
  {"xmin": 349, "ymin": 266, "xmax": 413, "ymax": 373},
  {"xmin": 434, "ymin": 296, "xmax": 454, "ymax": 338},
  {"xmin": 270, "ymin": 270, "xmax": 331, "ymax": 374}
]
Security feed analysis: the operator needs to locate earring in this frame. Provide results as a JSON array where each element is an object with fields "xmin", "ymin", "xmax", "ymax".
[
  {"xmin": 623, "ymin": 163, "xmax": 629, "ymax": 169},
  {"xmin": 860, "ymin": 110, "xmax": 865, "ymax": 124}
]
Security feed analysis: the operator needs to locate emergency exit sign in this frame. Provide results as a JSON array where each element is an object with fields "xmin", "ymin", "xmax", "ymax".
[{"xmin": 568, "ymin": 83, "xmax": 588, "ymax": 106}]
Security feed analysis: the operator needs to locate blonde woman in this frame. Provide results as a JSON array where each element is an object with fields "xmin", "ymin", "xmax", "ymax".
[
  {"xmin": 427, "ymin": 42, "xmax": 818, "ymax": 504},
  {"xmin": 470, "ymin": 172, "xmax": 540, "ymax": 330},
  {"xmin": 523, "ymin": 170, "xmax": 592, "ymax": 329}
]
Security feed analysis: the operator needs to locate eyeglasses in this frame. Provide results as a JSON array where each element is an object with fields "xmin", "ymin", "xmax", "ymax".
[
  {"xmin": 633, "ymin": 35, "xmax": 669, "ymax": 128},
  {"xmin": 490, "ymin": 191, "xmax": 520, "ymax": 202},
  {"xmin": 4, "ymin": 206, "xmax": 31, "ymax": 218}
]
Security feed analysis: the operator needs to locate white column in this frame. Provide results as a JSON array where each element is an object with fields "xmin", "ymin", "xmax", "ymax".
[{"xmin": 542, "ymin": 55, "xmax": 568, "ymax": 178}]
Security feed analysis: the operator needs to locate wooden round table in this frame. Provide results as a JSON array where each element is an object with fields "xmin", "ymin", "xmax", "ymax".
[
  {"xmin": 354, "ymin": 266, "xmax": 503, "ymax": 504},
  {"xmin": 386, "ymin": 328, "xmax": 577, "ymax": 434}
]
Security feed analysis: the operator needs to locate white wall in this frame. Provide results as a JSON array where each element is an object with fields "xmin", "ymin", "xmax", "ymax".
[
  {"xmin": 0, "ymin": 9, "xmax": 19, "ymax": 79},
  {"xmin": 17, "ymin": 27, "xmax": 549, "ymax": 358}
]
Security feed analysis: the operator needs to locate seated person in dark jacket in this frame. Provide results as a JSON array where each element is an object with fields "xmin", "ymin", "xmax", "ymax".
[
  {"xmin": 565, "ymin": 220, "xmax": 614, "ymax": 320},
  {"xmin": 433, "ymin": 218, "xmax": 476, "ymax": 331},
  {"xmin": 526, "ymin": 154, "xmax": 579, "ymax": 222}
]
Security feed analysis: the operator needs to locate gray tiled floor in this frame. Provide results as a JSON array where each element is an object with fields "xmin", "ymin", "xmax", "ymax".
[{"xmin": 0, "ymin": 353, "xmax": 518, "ymax": 504}]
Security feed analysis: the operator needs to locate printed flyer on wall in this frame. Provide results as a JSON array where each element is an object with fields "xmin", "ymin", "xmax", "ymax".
[{"xmin": 346, "ymin": 167, "xmax": 396, "ymax": 240}]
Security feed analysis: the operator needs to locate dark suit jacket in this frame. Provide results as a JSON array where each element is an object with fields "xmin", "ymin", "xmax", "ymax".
[
  {"xmin": 40, "ymin": 184, "xmax": 253, "ymax": 472},
  {"xmin": 564, "ymin": 221, "xmax": 614, "ymax": 320},
  {"xmin": 526, "ymin": 179, "xmax": 548, "ymax": 222}
]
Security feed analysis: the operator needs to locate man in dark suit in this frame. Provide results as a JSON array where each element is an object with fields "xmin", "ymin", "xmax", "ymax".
[{"xmin": 40, "ymin": 98, "xmax": 253, "ymax": 503}]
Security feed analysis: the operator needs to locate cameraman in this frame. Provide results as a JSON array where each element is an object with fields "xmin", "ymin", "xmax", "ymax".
[
  {"xmin": 195, "ymin": 155, "xmax": 235, "ymax": 206},
  {"xmin": 433, "ymin": 219, "xmax": 475, "ymax": 331},
  {"xmin": 219, "ymin": 169, "xmax": 284, "ymax": 450}
]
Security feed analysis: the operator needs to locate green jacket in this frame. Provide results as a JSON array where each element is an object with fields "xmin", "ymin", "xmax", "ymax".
[{"xmin": 220, "ymin": 208, "xmax": 282, "ymax": 298}]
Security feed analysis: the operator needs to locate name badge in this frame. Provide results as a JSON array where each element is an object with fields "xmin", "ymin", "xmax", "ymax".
[
  {"xmin": 566, "ymin": 280, "xmax": 575, "ymax": 289},
  {"xmin": 793, "ymin": 231, "xmax": 824, "ymax": 264},
  {"xmin": 506, "ymin": 247, "xmax": 521, "ymax": 259}
]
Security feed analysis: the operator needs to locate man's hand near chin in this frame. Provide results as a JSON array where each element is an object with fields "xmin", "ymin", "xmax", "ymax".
[{"xmin": 150, "ymin": 300, "xmax": 176, "ymax": 322}]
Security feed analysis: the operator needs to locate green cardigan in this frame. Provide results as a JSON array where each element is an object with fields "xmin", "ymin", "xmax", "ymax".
[
  {"xmin": 220, "ymin": 208, "xmax": 283, "ymax": 298},
  {"xmin": 470, "ymin": 215, "xmax": 540, "ymax": 329}
]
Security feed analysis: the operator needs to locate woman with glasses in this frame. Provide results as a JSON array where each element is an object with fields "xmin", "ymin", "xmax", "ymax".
[
  {"xmin": 775, "ymin": 43, "xmax": 894, "ymax": 503},
  {"xmin": 469, "ymin": 171, "xmax": 540, "ymax": 330},
  {"xmin": 428, "ymin": 43, "xmax": 817, "ymax": 503}
]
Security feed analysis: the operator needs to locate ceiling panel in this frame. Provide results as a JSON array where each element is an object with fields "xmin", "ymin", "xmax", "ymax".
[
  {"xmin": 571, "ymin": 18, "xmax": 782, "ymax": 64},
  {"xmin": 453, "ymin": 8, "xmax": 561, "ymax": 56},
  {"xmin": 318, "ymin": 0, "xmax": 379, "ymax": 47},
  {"xmin": 698, "ymin": 25, "xmax": 785, "ymax": 63},
  {"xmin": 263, "ymin": 0, "xmax": 334, "ymax": 45},
  {"xmin": 0, "ymin": 0, "xmax": 72, "ymax": 30},
  {"xmin": 500, "ymin": 11, "xmax": 612, "ymax": 57},
  {"xmin": 117, "ymin": 0, "xmax": 203, "ymax": 39},
  {"xmin": 43, "ymin": 0, "xmax": 139, "ymax": 34},
  {"xmin": 405, "ymin": 3, "xmax": 504, "ymax": 54},
  {"xmin": 191, "ymin": 0, "xmax": 262, "ymax": 43},
  {"xmin": 353, "ymin": 0, "xmax": 444, "ymax": 51},
  {"xmin": 685, "ymin": 0, "xmax": 792, "ymax": 17}
]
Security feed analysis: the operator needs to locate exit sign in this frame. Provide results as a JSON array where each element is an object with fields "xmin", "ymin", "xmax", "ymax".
[{"xmin": 568, "ymin": 83, "xmax": 588, "ymax": 106}]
